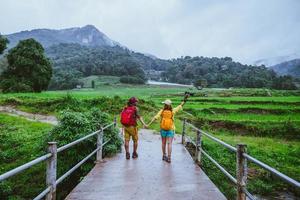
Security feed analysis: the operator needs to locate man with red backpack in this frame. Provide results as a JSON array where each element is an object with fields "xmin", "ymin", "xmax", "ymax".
[{"xmin": 121, "ymin": 97, "xmax": 147, "ymax": 159}]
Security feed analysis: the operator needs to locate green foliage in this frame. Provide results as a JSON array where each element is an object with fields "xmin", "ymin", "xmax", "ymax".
[
  {"xmin": 91, "ymin": 80, "xmax": 95, "ymax": 88},
  {"xmin": 0, "ymin": 107, "xmax": 122, "ymax": 199},
  {"xmin": 120, "ymin": 75, "xmax": 145, "ymax": 84},
  {"xmin": 0, "ymin": 39, "xmax": 52, "ymax": 93},
  {"xmin": 193, "ymin": 78, "xmax": 207, "ymax": 88},
  {"xmin": 48, "ymin": 68, "xmax": 83, "ymax": 90},
  {"xmin": 0, "ymin": 114, "xmax": 52, "ymax": 199},
  {"xmin": 160, "ymin": 56, "xmax": 298, "ymax": 90},
  {"xmin": 272, "ymin": 75, "xmax": 297, "ymax": 90},
  {"xmin": 47, "ymin": 108, "xmax": 122, "ymax": 198},
  {"xmin": 0, "ymin": 34, "xmax": 9, "ymax": 54},
  {"xmin": 45, "ymin": 44, "xmax": 148, "ymax": 89}
]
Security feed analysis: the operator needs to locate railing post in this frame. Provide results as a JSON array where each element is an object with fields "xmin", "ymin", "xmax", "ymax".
[
  {"xmin": 46, "ymin": 142, "xmax": 57, "ymax": 200},
  {"xmin": 196, "ymin": 129, "xmax": 202, "ymax": 165},
  {"xmin": 113, "ymin": 116, "xmax": 117, "ymax": 128},
  {"xmin": 96, "ymin": 128, "xmax": 103, "ymax": 162},
  {"xmin": 182, "ymin": 118, "xmax": 186, "ymax": 144},
  {"xmin": 236, "ymin": 144, "xmax": 247, "ymax": 200}
]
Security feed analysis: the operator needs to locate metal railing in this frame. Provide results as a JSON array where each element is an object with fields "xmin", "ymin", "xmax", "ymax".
[
  {"xmin": 0, "ymin": 118, "xmax": 117, "ymax": 200},
  {"xmin": 181, "ymin": 119, "xmax": 300, "ymax": 200}
]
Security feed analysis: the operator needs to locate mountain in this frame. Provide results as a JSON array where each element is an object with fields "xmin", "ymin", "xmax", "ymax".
[
  {"xmin": 253, "ymin": 53, "xmax": 300, "ymax": 67},
  {"xmin": 271, "ymin": 59, "xmax": 300, "ymax": 78},
  {"xmin": 1, "ymin": 25, "xmax": 298, "ymax": 90},
  {"xmin": 5, "ymin": 25, "xmax": 122, "ymax": 49}
]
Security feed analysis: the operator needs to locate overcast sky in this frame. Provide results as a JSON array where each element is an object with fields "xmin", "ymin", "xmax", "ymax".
[{"xmin": 0, "ymin": 0, "xmax": 300, "ymax": 64}]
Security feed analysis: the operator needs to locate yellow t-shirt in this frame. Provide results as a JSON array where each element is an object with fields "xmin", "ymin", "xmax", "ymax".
[{"xmin": 153, "ymin": 105, "xmax": 183, "ymax": 130}]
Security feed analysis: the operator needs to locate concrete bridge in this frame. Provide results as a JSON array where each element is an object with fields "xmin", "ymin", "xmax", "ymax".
[
  {"xmin": 66, "ymin": 129, "xmax": 226, "ymax": 200},
  {"xmin": 2, "ymin": 119, "xmax": 299, "ymax": 200}
]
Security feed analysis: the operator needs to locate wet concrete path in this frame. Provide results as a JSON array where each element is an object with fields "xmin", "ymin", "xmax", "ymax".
[{"xmin": 66, "ymin": 129, "xmax": 226, "ymax": 200}]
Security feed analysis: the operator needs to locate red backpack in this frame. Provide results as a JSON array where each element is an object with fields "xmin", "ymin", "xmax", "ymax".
[{"xmin": 120, "ymin": 106, "xmax": 137, "ymax": 126}]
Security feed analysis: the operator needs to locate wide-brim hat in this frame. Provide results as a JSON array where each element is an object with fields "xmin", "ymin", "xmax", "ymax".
[{"xmin": 162, "ymin": 99, "xmax": 172, "ymax": 105}]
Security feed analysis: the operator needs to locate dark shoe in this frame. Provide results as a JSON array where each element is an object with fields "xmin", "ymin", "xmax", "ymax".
[
  {"xmin": 162, "ymin": 155, "xmax": 167, "ymax": 161},
  {"xmin": 132, "ymin": 152, "xmax": 138, "ymax": 159},
  {"xmin": 126, "ymin": 152, "xmax": 130, "ymax": 159},
  {"xmin": 166, "ymin": 156, "xmax": 171, "ymax": 163}
]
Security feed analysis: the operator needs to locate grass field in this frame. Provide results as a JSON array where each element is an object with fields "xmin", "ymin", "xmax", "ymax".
[
  {"xmin": 0, "ymin": 85, "xmax": 189, "ymax": 101},
  {"xmin": 0, "ymin": 114, "xmax": 53, "ymax": 199},
  {"xmin": 79, "ymin": 75, "xmax": 121, "ymax": 88},
  {"xmin": 1, "ymin": 85, "xmax": 300, "ymax": 199}
]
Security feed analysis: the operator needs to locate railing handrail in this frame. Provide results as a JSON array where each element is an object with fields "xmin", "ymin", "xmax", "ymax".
[
  {"xmin": 0, "ymin": 153, "xmax": 52, "ymax": 181},
  {"xmin": 0, "ymin": 119, "xmax": 117, "ymax": 200},
  {"xmin": 243, "ymin": 153, "xmax": 300, "ymax": 188},
  {"xmin": 183, "ymin": 120, "xmax": 300, "ymax": 200},
  {"xmin": 187, "ymin": 122, "xmax": 237, "ymax": 152}
]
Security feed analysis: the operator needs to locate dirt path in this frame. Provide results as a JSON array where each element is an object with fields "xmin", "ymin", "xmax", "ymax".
[
  {"xmin": 0, "ymin": 105, "xmax": 58, "ymax": 125},
  {"xmin": 66, "ymin": 129, "xmax": 226, "ymax": 200}
]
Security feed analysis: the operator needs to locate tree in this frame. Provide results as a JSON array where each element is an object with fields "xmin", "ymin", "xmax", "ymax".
[
  {"xmin": 194, "ymin": 79, "xmax": 208, "ymax": 89},
  {"xmin": 272, "ymin": 75, "xmax": 297, "ymax": 90},
  {"xmin": 0, "ymin": 34, "xmax": 9, "ymax": 54},
  {"xmin": 0, "ymin": 39, "xmax": 52, "ymax": 93}
]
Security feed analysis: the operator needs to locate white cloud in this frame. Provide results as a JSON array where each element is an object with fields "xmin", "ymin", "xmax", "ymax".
[{"xmin": 0, "ymin": 0, "xmax": 299, "ymax": 64}]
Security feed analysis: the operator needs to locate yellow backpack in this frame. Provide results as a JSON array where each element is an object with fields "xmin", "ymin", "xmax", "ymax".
[{"xmin": 160, "ymin": 110, "xmax": 173, "ymax": 130}]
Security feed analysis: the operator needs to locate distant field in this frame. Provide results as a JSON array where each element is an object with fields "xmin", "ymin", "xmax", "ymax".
[
  {"xmin": 80, "ymin": 75, "xmax": 120, "ymax": 88},
  {"xmin": 0, "ymin": 85, "xmax": 190, "ymax": 101}
]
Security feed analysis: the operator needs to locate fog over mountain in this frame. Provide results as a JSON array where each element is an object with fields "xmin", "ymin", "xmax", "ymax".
[
  {"xmin": 253, "ymin": 53, "xmax": 300, "ymax": 67},
  {"xmin": 1, "ymin": 0, "xmax": 299, "ymax": 64},
  {"xmin": 5, "ymin": 25, "xmax": 122, "ymax": 49},
  {"xmin": 271, "ymin": 59, "xmax": 300, "ymax": 78}
]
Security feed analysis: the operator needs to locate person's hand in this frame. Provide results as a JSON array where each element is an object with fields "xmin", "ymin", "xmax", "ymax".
[{"xmin": 143, "ymin": 124, "xmax": 148, "ymax": 129}]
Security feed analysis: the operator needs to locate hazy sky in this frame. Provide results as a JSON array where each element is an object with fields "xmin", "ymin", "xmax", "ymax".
[{"xmin": 0, "ymin": 0, "xmax": 300, "ymax": 64}]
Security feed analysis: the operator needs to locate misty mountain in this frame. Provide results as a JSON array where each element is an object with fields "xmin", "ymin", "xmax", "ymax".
[
  {"xmin": 5, "ymin": 25, "xmax": 122, "ymax": 49},
  {"xmin": 271, "ymin": 59, "xmax": 300, "ymax": 78},
  {"xmin": 253, "ymin": 53, "xmax": 300, "ymax": 67},
  {"xmin": 1, "ymin": 25, "xmax": 298, "ymax": 90}
]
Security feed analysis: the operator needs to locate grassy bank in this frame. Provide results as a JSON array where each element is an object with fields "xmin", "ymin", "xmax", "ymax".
[{"xmin": 0, "ymin": 113, "xmax": 52, "ymax": 199}]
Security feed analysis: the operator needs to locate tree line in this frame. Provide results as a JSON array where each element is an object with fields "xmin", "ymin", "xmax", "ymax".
[{"xmin": 161, "ymin": 56, "xmax": 297, "ymax": 90}]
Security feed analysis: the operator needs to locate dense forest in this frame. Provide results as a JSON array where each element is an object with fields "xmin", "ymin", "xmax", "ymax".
[
  {"xmin": 45, "ymin": 44, "xmax": 297, "ymax": 90},
  {"xmin": 46, "ymin": 44, "xmax": 151, "ymax": 89},
  {"xmin": 0, "ymin": 38, "xmax": 298, "ymax": 91},
  {"xmin": 162, "ymin": 56, "xmax": 297, "ymax": 89}
]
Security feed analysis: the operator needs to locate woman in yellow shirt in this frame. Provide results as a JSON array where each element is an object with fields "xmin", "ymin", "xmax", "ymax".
[{"xmin": 148, "ymin": 99, "xmax": 186, "ymax": 163}]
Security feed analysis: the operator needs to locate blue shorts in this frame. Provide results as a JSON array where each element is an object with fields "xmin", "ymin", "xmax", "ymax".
[{"xmin": 160, "ymin": 129, "xmax": 174, "ymax": 138}]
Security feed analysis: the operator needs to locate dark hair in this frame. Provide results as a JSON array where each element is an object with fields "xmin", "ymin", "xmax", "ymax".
[
  {"xmin": 163, "ymin": 104, "xmax": 172, "ymax": 111},
  {"xmin": 127, "ymin": 102, "xmax": 136, "ymax": 107}
]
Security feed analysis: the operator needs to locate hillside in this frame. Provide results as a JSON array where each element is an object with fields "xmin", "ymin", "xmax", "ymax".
[
  {"xmin": 1, "ymin": 25, "xmax": 298, "ymax": 90},
  {"xmin": 253, "ymin": 53, "xmax": 300, "ymax": 67},
  {"xmin": 271, "ymin": 59, "xmax": 300, "ymax": 78},
  {"xmin": 5, "ymin": 25, "xmax": 121, "ymax": 49}
]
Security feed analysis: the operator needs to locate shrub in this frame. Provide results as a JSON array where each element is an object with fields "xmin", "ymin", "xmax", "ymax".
[
  {"xmin": 46, "ymin": 108, "xmax": 122, "ymax": 198},
  {"xmin": 120, "ymin": 76, "xmax": 145, "ymax": 84}
]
